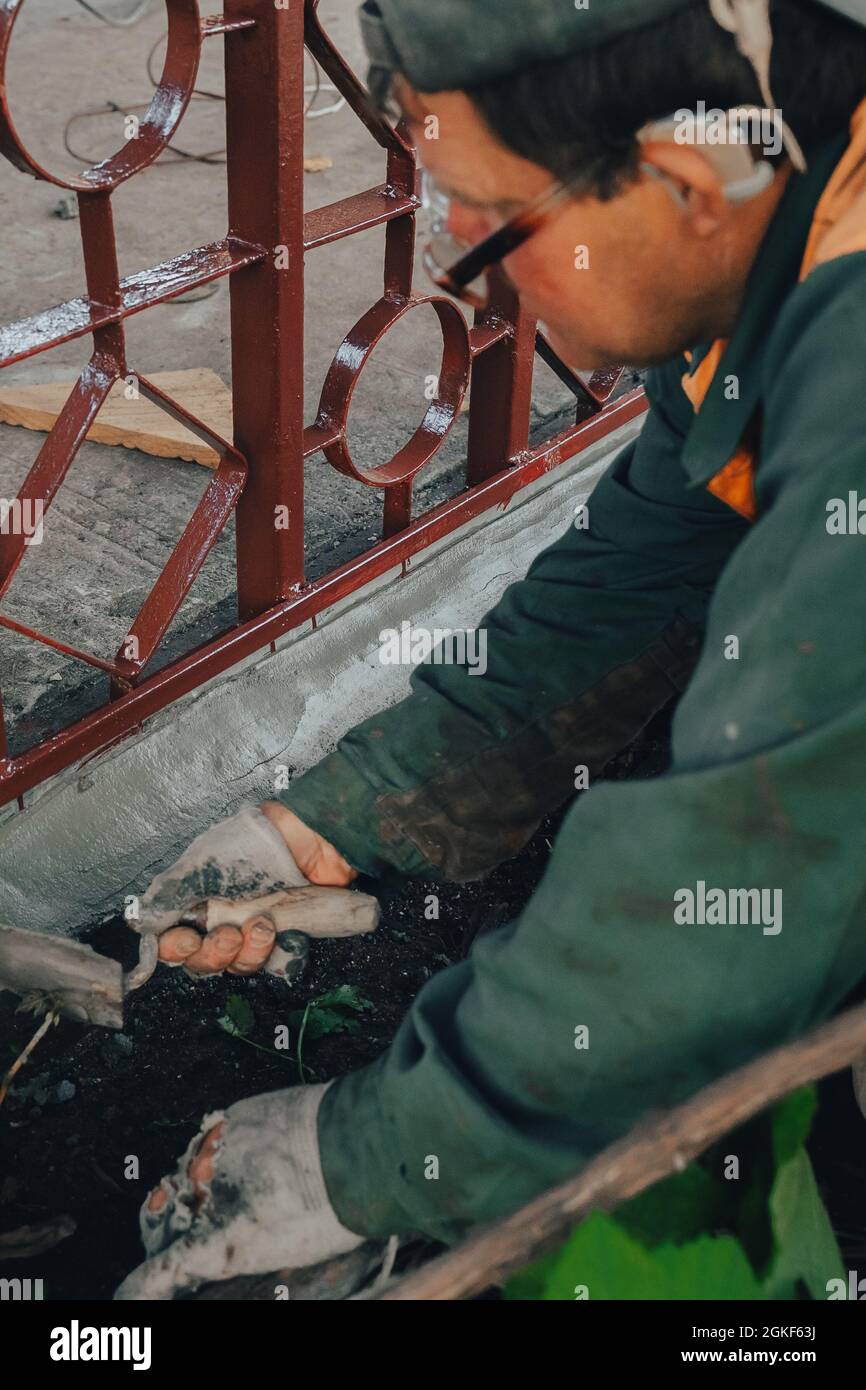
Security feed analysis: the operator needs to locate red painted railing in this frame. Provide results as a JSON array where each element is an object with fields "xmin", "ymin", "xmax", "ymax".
[{"xmin": 0, "ymin": 0, "xmax": 646, "ymax": 810}]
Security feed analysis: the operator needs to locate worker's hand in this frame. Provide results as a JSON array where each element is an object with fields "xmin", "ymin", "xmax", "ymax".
[
  {"xmin": 137, "ymin": 802, "xmax": 357, "ymax": 975},
  {"xmin": 114, "ymin": 1083, "xmax": 369, "ymax": 1301}
]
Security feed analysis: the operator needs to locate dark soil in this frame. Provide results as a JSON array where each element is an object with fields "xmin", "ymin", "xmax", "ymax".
[{"xmin": 1, "ymin": 705, "xmax": 864, "ymax": 1299}]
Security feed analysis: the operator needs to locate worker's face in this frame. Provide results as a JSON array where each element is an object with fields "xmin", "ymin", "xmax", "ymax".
[{"xmin": 396, "ymin": 82, "xmax": 788, "ymax": 370}]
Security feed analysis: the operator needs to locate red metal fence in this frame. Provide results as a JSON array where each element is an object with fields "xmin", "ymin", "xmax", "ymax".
[{"xmin": 0, "ymin": 0, "xmax": 645, "ymax": 811}]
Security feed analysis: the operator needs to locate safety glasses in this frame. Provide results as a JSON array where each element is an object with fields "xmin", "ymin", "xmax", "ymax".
[
  {"xmin": 420, "ymin": 169, "xmax": 583, "ymax": 311},
  {"xmin": 403, "ymin": 91, "xmax": 789, "ymax": 312}
]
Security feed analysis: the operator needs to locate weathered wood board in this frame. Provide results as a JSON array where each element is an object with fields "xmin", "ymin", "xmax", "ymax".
[{"xmin": 0, "ymin": 368, "xmax": 234, "ymax": 469}]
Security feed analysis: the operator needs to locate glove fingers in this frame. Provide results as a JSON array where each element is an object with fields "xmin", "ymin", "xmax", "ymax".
[
  {"xmin": 157, "ymin": 926, "xmax": 203, "ymax": 965},
  {"xmin": 117, "ymin": 1087, "xmax": 364, "ymax": 1299},
  {"xmin": 137, "ymin": 804, "xmax": 309, "ymax": 935},
  {"xmin": 140, "ymin": 1112, "xmax": 225, "ymax": 1255}
]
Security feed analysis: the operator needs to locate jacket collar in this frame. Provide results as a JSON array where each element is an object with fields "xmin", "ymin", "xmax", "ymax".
[{"xmin": 680, "ymin": 131, "xmax": 850, "ymax": 488}]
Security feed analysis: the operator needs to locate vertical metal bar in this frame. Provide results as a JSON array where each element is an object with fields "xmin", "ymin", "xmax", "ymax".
[
  {"xmin": 466, "ymin": 276, "xmax": 536, "ymax": 486},
  {"xmin": 78, "ymin": 190, "xmax": 126, "ymax": 373},
  {"xmin": 383, "ymin": 142, "xmax": 417, "ymax": 299},
  {"xmin": 383, "ymin": 480, "xmax": 412, "ymax": 536},
  {"xmin": 382, "ymin": 141, "xmax": 418, "ymax": 535},
  {"xmin": 225, "ymin": 0, "xmax": 306, "ymax": 620},
  {"xmin": 79, "ymin": 189, "xmax": 128, "ymax": 701}
]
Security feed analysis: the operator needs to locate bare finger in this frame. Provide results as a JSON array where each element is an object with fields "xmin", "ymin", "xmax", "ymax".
[
  {"xmin": 226, "ymin": 916, "xmax": 276, "ymax": 975},
  {"xmin": 188, "ymin": 1122, "xmax": 224, "ymax": 1192},
  {"xmin": 158, "ymin": 926, "xmax": 204, "ymax": 965},
  {"xmin": 182, "ymin": 924, "xmax": 243, "ymax": 975}
]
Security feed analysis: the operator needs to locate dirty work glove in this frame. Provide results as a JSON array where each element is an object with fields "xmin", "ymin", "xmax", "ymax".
[
  {"xmin": 139, "ymin": 803, "xmax": 309, "ymax": 936},
  {"xmin": 137, "ymin": 804, "xmax": 323, "ymax": 977},
  {"xmin": 114, "ymin": 1083, "xmax": 368, "ymax": 1301},
  {"xmin": 137, "ymin": 803, "xmax": 367, "ymax": 976}
]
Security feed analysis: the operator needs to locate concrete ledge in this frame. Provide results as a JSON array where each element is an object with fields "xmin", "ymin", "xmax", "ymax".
[{"xmin": 0, "ymin": 417, "xmax": 642, "ymax": 936}]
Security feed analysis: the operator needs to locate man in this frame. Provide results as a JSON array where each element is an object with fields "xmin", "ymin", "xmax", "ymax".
[{"xmin": 116, "ymin": 0, "xmax": 866, "ymax": 1298}]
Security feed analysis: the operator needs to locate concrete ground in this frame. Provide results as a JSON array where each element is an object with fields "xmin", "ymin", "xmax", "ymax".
[
  {"xmin": 0, "ymin": 0, "xmax": 646, "ymax": 936},
  {"xmin": 0, "ymin": 0, "xmax": 591, "ymax": 754}
]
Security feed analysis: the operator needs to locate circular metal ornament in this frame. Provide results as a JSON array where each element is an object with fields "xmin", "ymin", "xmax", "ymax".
[
  {"xmin": 315, "ymin": 294, "xmax": 472, "ymax": 489},
  {"xmin": 0, "ymin": 0, "xmax": 202, "ymax": 190}
]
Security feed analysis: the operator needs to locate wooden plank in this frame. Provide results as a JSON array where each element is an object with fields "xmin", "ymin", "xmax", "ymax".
[{"xmin": 0, "ymin": 369, "xmax": 234, "ymax": 468}]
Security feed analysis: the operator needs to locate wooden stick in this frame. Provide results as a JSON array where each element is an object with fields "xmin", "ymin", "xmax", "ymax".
[
  {"xmin": 0, "ymin": 1009, "xmax": 58, "ymax": 1108},
  {"xmin": 380, "ymin": 1003, "xmax": 866, "ymax": 1301}
]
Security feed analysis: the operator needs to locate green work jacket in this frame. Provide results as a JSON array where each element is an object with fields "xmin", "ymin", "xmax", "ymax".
[{"xmin": 282, "ymin": 130, "xmax": 866, "ymax": 1242}]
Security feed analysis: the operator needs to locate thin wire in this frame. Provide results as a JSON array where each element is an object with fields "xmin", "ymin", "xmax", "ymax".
[
  {"xmin": 60, "ymin": 16, "xmax": 346, "ymax": 306},
  {"xmin": 64, "ymin": 36, "xmax": 345, "ymax": 169},
  {"xmin": 63, "ymin": 96, "xmax": 226, "ymax": 166}
]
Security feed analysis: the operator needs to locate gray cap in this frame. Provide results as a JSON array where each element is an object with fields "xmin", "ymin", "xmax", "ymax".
[{"xmin": 360, "ymin": 0, "xmax": 866, "ymax": 91}]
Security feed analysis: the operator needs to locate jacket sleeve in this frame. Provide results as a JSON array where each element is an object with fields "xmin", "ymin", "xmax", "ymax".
[
  {"xmin": 282, "ymin": 358, "xmax": 748, "ymax": 881},
  {"xmin": 315, "ymin": 258, "xmax": 866, "ymax": 1244}
]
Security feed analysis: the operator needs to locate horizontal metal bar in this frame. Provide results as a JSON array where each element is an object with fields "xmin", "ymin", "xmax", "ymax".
[
  {"xmin": 0, "ymin": 390, "xmax": 646, "ymax": 806},
  {"xmin": 304, "ymin": 185, "xmax": 420, "ymax": 250},
  {"xmin": 0, "ymin": 238, "xmax": 266, "ymax": 368},
  {"xmin": 303, "ymin": 420, "xmax": 342, "ymax": 457},
  {"xmin": 469, "ymin": 321, "xmax": 512, "ymax": 356}
]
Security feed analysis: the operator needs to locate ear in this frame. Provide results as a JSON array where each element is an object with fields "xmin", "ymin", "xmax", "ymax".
[{"xmin": 639, "ymin": 141, "xmax": 728, "ymax": 236}]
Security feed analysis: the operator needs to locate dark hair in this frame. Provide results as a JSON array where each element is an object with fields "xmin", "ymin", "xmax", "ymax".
[{"xmin": 463, "ymin": 0, "xmax": 866, "ymax": 199}]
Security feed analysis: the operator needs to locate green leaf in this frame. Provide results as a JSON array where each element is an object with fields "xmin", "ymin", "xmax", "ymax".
[
  {"xmin": 729, "ymin": 1089, "xmax": 818, "ymax": 1274},
  {"xmin": 505, "ymin": 1084, "xmax": 840, "ymax": 1302},
  {"xmin": 764, "ymin": 1148, "xmax": 844, "ymax": 1300},
  {"xmin": 616, "ymin": 1163, "xmax": 727, "ymax": 1250},
  {"xmin": 287, "ymin": 985, "xmax": 374, "ymax": 1041},
  {"xmin": 316, "ymin": 985, "xmax": 374, "ymax": 1015},
  {"xmin": 770, "ymin": 1086, "xmax": 817, "ymax": 1169},
  {"xmin": 644, "ymin": 1234, "xmax": 766, "ymax": 1301},
  {"xmin": 305, "ymin": 1009, "xmax": 343, "ymax": 1040},
  {"xmin": 299, "ymin": 1009, "xmax": 362, "ymax": 1040},
  {"xmin": 507, "ymin": 1212, "xmax": 765, "ymax": 1301},
  {"xmin": 217, "ymin": 993, "xmax": 255, "ymax": 1038},
  {"xmin": 504, "ymin": 1248, "xmax": 560, "ymax": 1301}
]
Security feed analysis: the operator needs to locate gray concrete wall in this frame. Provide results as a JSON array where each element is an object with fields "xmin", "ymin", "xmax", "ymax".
[{"xmin": 0, "ymin": 418, "xmax": 641, "ymax": 936}]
